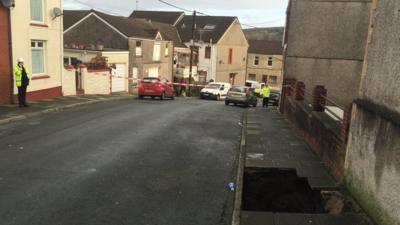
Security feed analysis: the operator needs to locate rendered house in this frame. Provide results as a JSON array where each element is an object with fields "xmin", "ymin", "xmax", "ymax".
[
  {"xmin": 247, "ymin": 40, "xmax": 283, "ymax": 90},
  {"xmin": 176, "ymin": 15, "xmax": 249, "ymax": 85},
  {"xmin": 9, "ymin": 0, "xmax": 63, "ymax": 101}
]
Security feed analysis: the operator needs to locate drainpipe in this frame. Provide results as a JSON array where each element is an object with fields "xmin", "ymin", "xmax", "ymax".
[{"xmin": 7, "ymin": 6, "xmax": 14, "ymax": 104}]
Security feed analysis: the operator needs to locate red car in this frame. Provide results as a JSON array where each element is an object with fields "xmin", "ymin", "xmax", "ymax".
[{"xmin": 138, "ymin": 77, "xmax": 175, "ymax": 100}]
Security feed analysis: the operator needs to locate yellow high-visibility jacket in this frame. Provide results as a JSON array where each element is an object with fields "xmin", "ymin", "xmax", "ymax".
[
  {"xmin": 13, "ymin": 66, "xmax": 30, "ymax": 87},
  {"xmin": 262, "ymin": 86, "xmax": 271, "ymax": 98}
]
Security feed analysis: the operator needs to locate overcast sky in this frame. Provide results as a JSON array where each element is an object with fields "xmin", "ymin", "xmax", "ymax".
[{"xmin": 63, "ymin": 0, "xmax": 289, "ymax": 28}]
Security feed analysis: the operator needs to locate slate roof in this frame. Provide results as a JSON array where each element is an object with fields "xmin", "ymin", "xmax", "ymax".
[
  {"xmin": 248, "ymin": 40, "xmax": 283, "ymax": 55},
  {"xmin": 63, "ymin": 10, "xmax": 187, "ymax": 47},
  {"xmin": 176, "ymin": 15, "xmax": 236, "ymax": 44},
  {"xmin": 63, "ymin": 10, "xmax": 90, "ymax": 30},
  {"xmin": 130, "ymin": 10, "xmax": 184, "ymax": 25}
]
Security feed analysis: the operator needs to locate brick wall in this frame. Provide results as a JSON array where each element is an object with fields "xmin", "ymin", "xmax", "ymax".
[{"xmin": 0, "ymin": 5, "xmax": 11, "ymax": 104}]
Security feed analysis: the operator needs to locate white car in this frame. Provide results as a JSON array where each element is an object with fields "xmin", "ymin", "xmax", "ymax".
[{"xmin": 200, "ymin": 82, "xmax": 231, "ymax": 100}]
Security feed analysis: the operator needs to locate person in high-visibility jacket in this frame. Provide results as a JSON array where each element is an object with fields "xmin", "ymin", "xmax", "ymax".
[
  {"xmin": 262, "ymin": 83, "xmax": 272, "ymax": 108},
  {"xmin": 14, "ymin": 58, "xmax": 30, "ymax": 107}
]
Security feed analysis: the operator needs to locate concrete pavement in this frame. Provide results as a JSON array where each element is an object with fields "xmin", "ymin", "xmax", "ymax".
[
  {"xmin": 238, "ymin": 107, "xmax": 374, "ymax": 225},
  {"xmin": 0, "ymin": 99, "xmax": 244, "ymax": 225},
  {"xmin": 0, "ymin": 94, "xmax": 135, "ymax": 125}
]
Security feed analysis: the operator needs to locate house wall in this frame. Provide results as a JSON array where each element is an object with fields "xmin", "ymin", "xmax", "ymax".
[
  {"xmin": 0, "ymin": 4, "xmax": 11, "ymax": 104},
  {"xmin": 345, "ymin": 1, "xmax": 400, "ymax": 224},
  {"xmin": 63, "ymin": 49, "xmax": 98, "ymax": 64},
  {"xmin": 128, "ymin": 39, "xmax": 173, "ymax": 81},
  {"xmin": 215, "ymin": 20, "xmax": 249, "ymax": 86},
  {"xmin": 247, "ymin": 53, "xmax": 283, "ymax": 90},
  {"xmin": 64, "ymin": 15, "xmax": 128, "ymax": 51},
  {"xmin": 284, "ymin": 0, "xmax": 371, "ymax": 106},
  {"xmin": 11, "ymin": 0, "xmax": 63, "ymax": 100}
]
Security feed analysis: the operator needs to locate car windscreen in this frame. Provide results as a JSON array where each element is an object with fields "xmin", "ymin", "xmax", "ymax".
[
  {"xmin": 229, "ymin": 87, "xmax": 246, "ymax": 93},
  {"xmin": 206, "ymin": 84, "xmax": 221, "ymax": 89},
  {"xmin": 142, "ymin": 78, "xmax": 160, "ymax": 83}
]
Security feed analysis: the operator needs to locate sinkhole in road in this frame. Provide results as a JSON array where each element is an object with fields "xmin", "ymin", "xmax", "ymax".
[{"xmin": 242, "ymin": 168, "xmax": 328, "ymax": 213}]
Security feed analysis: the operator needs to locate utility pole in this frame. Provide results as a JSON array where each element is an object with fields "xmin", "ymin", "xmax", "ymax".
[{"xmin": 188, "ymin": 10, "xmax": 196, "ymax": 97}]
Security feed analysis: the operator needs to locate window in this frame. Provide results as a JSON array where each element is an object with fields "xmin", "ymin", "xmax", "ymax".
[
  {"xmin": 203, "ymin": 24, "xmax": 216, "ymax": 30},
  {"xmin": 205, "ymin": 46, "xmax": 211, "ymax": 59},
  {"xmin": 193, "ymin": 46, "xmax": 199, "ymax": 63},
  {"xmin": 135, "ymin": 41, "xmax": 142, "ymax": 56},
  {"xmin": 228, "ymin": 48, "xmax": 233, "ymax": 64},
  {"xmin": 31, "ymin": 40, "xmax": 45, "ymax": 74},
  {"xmin": 254, "ymin": 56, "xmax": 259, "ymax": 65},
  {"xmin": 30, "ymin": 0, "xmax": 44, "ymax": 23},
  {"xmin": 153, "ymin": 42, "xmax": 161, "ymax": 61},
  {"xmin": 165, "ymin": 43, "xmax": 170, "ymax": 57},
  {"xmin": 269, "ymin": 75, "xmax": 278, "ymax": 84},
  {"xmin": 262, "ymin": 75, "xmax": 268, "ymax": 83},
  {"xmin": 267, "ymin": 56, "xmax": 273, "ymax": 66},
  {"xmin": 248, "ymin": 74, "xmax": 256, "ymax": 81}
]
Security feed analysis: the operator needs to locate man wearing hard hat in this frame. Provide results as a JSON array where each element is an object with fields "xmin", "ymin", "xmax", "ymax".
[{"xmin": 14, "ymin": 58, "xmax": 30, "ymax": 107}]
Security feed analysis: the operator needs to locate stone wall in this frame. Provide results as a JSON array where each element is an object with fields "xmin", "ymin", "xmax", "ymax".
[{"xmin": 344, "ymin": 0, "xmax": 400, "ymax": 224}]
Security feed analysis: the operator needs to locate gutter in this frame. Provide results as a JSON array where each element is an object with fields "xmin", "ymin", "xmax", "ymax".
[{"xmin": 7, "ymin": 5, "xmax": 13, "ymax": 104}]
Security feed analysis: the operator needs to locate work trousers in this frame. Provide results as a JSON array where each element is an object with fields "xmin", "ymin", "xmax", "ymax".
[{"xmin": 17, "ymin": 86, "xmax": 27, "ymax": 106}]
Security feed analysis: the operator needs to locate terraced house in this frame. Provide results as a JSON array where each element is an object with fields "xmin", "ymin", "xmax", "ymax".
[
  {"xmin": 131, "ymin": 10, "xmax": 249, "ymax": 85},
  {"xmin": 5, "ymin": 0, "xmax": 64, "ymax": 101},
  {"xmin": 246, "ymin": 40, "xmax": 283, "ymax": 90}
]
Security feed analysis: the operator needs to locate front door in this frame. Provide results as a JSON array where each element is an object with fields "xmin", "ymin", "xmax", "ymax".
[{"xmin": 229, "ymin": 73, "xmax": 237, "ymax": 85}]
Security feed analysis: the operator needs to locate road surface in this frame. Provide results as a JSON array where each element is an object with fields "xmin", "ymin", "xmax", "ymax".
[{"xmin": 0, "ymin": 99, "xmax": 245, "ymax": 225}]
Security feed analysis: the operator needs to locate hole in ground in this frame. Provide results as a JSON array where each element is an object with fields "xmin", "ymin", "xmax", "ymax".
[{"xmin": 242, "ymin": 168, "xmax": 326, "ymax": 213}]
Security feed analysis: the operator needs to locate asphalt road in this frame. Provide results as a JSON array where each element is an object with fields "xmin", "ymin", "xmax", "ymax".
[{"xmin": 0, "ymin": 99, "xmax": 245, "ymax": 225}]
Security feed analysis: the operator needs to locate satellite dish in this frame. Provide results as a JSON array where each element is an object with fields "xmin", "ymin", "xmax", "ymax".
[
  {"xmin": 53, "ymin": 7, "xmax": 62, "ymax": 19},
  {"xmin": 0, "ymin": 0, "xmax": 15, "ymax": 8}
]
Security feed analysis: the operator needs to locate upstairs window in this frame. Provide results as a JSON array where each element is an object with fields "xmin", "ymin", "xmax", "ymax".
[
  {"xmin": 135, "ymin": 41, "xmax": 142, "ymax": 56},
  {"xmin": 254, "ymin": 56, "xmax": 259, "ymax": 65},
  {"xmin": 30, "ymin": 0, "xmax": 44, "ymax": 23},
  {"xmin": 267, "ymin": 56, "xmax": 273, "ymax": 66},
  {"xmin": 153, "ymin": 42, "xmax": 161, "ymax": 61},
  {"xmin": 269, "ymin": 75, "xmax": 278, "ymax": 84},
  {"xmin": 205, "ymin": 46, "xmax": 211, "ymax": 59},
  {"xmin": 228, "ymin": 48, "xmax": 233, "ymax": 64},
  {"xmin": 165, "ymin": 43, "xmax": 169, "ymax": 57}
]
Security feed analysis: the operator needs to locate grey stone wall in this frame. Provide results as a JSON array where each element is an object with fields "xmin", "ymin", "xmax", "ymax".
[
  {"xmin": 284, "ymin": 0, "xmax": 372, "ymax": 106},
  {"xmin": 345, "ymin": 1, "xmax": 400, "ymax": 225}
]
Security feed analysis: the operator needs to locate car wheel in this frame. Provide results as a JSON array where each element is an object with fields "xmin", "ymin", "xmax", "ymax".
[
  {"xmin": 234, "ymin": 103, "xmax": 237, "ymax": 106},
  {"xmin": 151, "ymin": 96, "xmax": 155, "ymax": 100},
  {"xmin": 225, "ymin": 101, "xmax": 229, "ymax": 106}
]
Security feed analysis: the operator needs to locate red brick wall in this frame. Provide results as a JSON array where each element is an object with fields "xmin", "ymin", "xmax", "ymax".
[
  {"xmin": 0, "ymin": 5, "xmax": 11, "ymax": 104},
  {"xmin": 14, "ymin": 86, "xmax": 62, "ymax": 102},
  {"xmin": 283, "ymin": 96, "xmax": 346, "ymax": 180}
]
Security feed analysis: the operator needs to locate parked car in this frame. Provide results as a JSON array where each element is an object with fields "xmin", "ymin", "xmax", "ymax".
[
  {"xmin": 138, "ymin": 77, "xmax": 175, "ymax": 100},
  {"xmin": 245, "ymin": 80, "xmax": 265, "ymax": 97},
  {"xmin": 200, "ymin": 82, "xmax": 231, "ymax": 100},
  {"xmin": 269, "ymin": 90, "xmax": 281, "ymax": 106},
  {"xmin": 225, "ymin": 86, "xmax": 257, "ymax": 107}
]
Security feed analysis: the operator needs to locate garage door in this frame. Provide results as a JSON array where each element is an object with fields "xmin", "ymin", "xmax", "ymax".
[{"xmin": 112, "ymin": 64, "xmax": 126, "ymax": 92}]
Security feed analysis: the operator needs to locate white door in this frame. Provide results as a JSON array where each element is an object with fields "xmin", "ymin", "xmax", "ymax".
[
  {"xmin": 148, "ymin": 67, "xmax": 159, "ymax": 78},
  {"xmin": 112, "ymin": 64, "xmax": 126, "ymax": 92}
]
